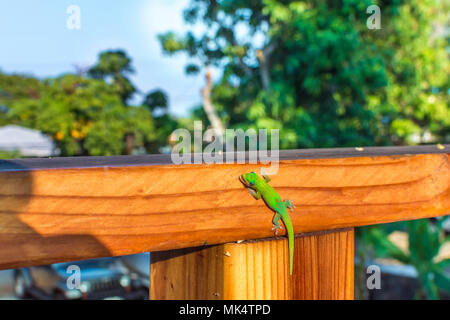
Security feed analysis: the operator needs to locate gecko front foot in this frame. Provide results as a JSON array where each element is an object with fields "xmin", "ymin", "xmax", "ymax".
[{"xmin": 272, "ymin": 223, "xmax": 283, "ymax": 235}]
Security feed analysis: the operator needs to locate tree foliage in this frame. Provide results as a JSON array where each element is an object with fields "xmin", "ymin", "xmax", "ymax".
[
  {"xmin": 88, "ymin": 50, "xmax": 137, "ymax": 104},
  {"xmin": 0, "ymin": 50, "xmax": 175, "ymax": 156},
  {"xmin": 159, "ymin": 0, "xmax": 449, "ymax": 148}
]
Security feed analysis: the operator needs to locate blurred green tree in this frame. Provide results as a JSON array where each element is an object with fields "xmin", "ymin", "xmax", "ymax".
[
  {"xmin": 88, "ymin": 50, "xmax": 137, "ymax": 104},
  {"xmin": 142, "ymin": 89, "xmax": 179, "ymax": 153},
  {"xmin": 158, "ymin": 0, "xmax": 449, "ymax": 148},
  {"xmin": 143, "ymin": 89, "xmax": 169, "ymax": 115},
  {"xmin": 1, "ymin": 74, "xmax": 156, "ymax": 156},
  {"xmin": 0, "ymin": 50, "xmax": 174, "ymax": 156},
  {"xmin": 0, "ymin": 72, "xmax": 45, "ymax": 126}
]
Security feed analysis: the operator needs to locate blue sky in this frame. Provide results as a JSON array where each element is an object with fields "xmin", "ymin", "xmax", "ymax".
[{"xmin": 0, "ymin": 0, "xmax": 204, "ymax": 116}]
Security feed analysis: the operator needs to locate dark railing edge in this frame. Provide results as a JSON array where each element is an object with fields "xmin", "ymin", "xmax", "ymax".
[{"xmin": 0, "ymin": 144, "xmax": 448, "ymax": 171}]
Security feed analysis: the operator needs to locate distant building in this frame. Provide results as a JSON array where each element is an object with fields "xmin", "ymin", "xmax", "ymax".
[{"xmin": 0, "ymin": 125, "xmax": 55, "ymax": 157}]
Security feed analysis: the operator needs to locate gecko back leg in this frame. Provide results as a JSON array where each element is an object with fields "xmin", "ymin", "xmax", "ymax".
[{"xmin": 271, "ymin": 212, "xmax": 283, "ymax": 235}]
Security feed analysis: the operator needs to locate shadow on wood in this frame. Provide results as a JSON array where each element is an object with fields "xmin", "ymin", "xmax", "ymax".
[{"xmin": 0, "ymin": 161, "xmax": 111, "ymax": 270}]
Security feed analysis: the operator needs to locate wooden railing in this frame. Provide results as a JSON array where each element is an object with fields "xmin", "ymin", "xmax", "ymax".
[{"xmin": 0, "ymin": 145, "xmax": 448, "ymax": 299}]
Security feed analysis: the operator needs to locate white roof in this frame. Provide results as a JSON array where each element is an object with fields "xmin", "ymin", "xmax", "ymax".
[{"xmin": 0, "ymin": 125, "xmax": 54, "ymax": 157}]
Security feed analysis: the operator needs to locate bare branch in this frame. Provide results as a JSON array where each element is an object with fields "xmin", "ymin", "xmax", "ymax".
[
  {"xmin": 256, "ymin": 41, "xmax": 277, "ymax": 90},
  {"xmin": 201, "ymin": 68, "xmax": 225, "ymax": 141}
]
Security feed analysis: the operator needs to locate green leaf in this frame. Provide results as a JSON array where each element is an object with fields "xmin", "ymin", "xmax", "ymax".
[{"xmin": 433, "ymin": 270, "xmax": 450, "ymax": 294}]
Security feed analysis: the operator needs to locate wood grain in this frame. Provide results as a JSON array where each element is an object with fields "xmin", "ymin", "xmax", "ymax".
[
  {"xmin": 292, "ymin": 229, "xmax": 354, "ymax": 299},
  {"xmin": 150, "ymin": 245, "xmax": 225, "ymax": 300},
  {"xmin": 150, "ymin": 228, "xmax": 354, "ymax": 300},
  {"xmin": 0, "ymin": 151, "xmax": 448, "ymax": 269}
]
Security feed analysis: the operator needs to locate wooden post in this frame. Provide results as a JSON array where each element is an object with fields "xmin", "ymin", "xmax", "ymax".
[{"xmin": 150, "ymin": 228, "xmax": 354, "ymax": 300}]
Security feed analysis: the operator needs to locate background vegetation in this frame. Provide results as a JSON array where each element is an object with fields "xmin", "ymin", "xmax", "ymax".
[
  {"xmin": 0, "ymin": 0, "xmax": 448, "ymax": 299},
  {"xmin": 0, "ymin": 50, "xmax": 178, "ymax": 156},
  {"xmin": 159, "ymin": 0, "xmax": 449, "ymax": 148}
]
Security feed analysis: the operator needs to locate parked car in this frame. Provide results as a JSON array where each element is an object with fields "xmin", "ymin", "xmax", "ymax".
[
  {"xmin": 120, "ymin": 253, "xmax": 150, "ymax": 292},
  {"xmin": 13, "ymin": 256, "xmax": 148, "ymax": 300}
]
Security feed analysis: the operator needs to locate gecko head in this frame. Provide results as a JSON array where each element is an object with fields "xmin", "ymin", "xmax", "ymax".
[{"xmin": 239, "ymin": 171, "xmax": 257, "ymax": 187}]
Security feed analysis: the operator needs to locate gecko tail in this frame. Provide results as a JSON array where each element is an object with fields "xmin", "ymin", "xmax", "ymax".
[
  {"xmin": 289, "ymin": 233, "xmax": 294, "ymax": 276},
  {"xmin": 282, "ymin": 215, "xmax": 294, "ymax": 276}
]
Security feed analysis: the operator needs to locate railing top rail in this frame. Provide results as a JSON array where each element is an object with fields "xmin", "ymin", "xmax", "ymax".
[{"xmin": 0, "ymin": 145, "xmax": 448, "ymax": 269}]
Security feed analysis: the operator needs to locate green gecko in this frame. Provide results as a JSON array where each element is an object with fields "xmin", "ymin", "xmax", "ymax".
[{"xmin": 239, "ymin": 170, "xmax": 296, "ymax": 275}]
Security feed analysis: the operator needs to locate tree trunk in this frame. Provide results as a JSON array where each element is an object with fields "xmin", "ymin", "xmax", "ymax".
[
  {"xmin": 201, "ymin": 69, "xmax": 225, "ymax": 141},
  {"xmin": 256, "ymin": 41, "xmax": 277, "ymax": 91}
]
